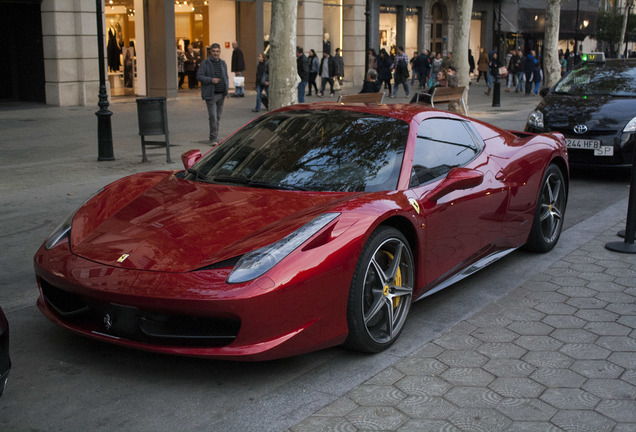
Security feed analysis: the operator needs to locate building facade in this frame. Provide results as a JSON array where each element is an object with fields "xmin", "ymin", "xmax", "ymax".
[{"xmin": 0, "ymin": 0, "xmax": 603, "ymax": 107}]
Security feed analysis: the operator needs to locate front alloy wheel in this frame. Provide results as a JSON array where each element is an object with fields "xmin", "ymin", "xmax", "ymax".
[
  {"xmin": 526, "ymin": 164, "xmax": 567, "ymax": 252},
  {"xmin": 345, "ymin": 226, "xmax": 414, "ymax": 353}
]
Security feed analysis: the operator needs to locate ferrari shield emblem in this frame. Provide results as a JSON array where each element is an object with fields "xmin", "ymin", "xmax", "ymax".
[
  {"xmin": 117, "ymin": 254, "xmax": 130, "ymax": 263},
  {"xmin": 408, "ymin": 198, "xmax": 420, "ymax": 214}
]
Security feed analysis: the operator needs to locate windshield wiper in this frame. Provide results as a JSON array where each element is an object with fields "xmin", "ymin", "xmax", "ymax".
[
  {"xmin": 213, "ymin": 175, "xmax": 308, "ymax": 191},
  {"xmin": 187, "ymin": 168, "xmax": 210, "ymax": 181}
]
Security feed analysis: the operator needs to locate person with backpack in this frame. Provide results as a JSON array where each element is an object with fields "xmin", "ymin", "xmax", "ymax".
[{"xmin": 390, "ymin": 46, "xmax": 410, "ymax": 98}]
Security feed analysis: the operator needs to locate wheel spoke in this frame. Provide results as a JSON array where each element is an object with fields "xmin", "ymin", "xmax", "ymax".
[
  {"xmin": 391, "ymin": 284, "xmax": 413, "ymax": 298},
  {"xmin": 370, "ymin": 256, "xmax": 388, "ymax": 285},
  {"xmin": 364, "ymin": 295, "xmax": 386, "ymax": 324},
  {"xmin": 549, "ymin": 178, "xmax": 561, "ymax": 204},
  {"xmin": 539, "ymin": 204, "xmax": 551, "ymax": 222},
  {"xmin": 385, "ymin": 242, "xmax": 403, "ymax": 283}
]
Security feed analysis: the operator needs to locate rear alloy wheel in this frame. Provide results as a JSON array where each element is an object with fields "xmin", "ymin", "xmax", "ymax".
[
  {"xmin": 526, "ymin": 164, "xmax": 566, "ymax": 252},
  {"xmin": 345, "ymin": 226, "xmax": 414, "ymax": 353}
]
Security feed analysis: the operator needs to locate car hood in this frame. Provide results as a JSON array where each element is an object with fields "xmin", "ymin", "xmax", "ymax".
[
  {"xmin": 71, "ymin": 174, "xmax": 356, "ymax": 272},
  {"xmin": 539, "ymin": 94, "xmax": 636, "ymax": 132}
]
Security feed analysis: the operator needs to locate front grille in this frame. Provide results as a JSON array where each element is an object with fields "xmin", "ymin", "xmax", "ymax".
[{"xmin": 39, "ymin": 279, "xmax": 240, "ymax": 347}]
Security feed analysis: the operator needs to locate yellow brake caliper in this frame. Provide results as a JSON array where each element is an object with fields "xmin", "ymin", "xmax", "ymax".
[{"xmin": 381, "ymin": 251, "xmax": 402, "ymax": 308}]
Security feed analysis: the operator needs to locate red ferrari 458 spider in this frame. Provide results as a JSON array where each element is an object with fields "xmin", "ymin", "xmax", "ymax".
[{"xmin": 35, "ymin": 103, "xmax": 568, "ymax": 361}]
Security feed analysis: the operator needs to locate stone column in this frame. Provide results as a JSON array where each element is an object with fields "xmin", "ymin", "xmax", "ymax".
[
  {"xmin": 343, "ymin": 0, "xmax": 365, "ymax": 89},
  {"xmin": 145, "ymin": 0, "xmax": 177, "ymax": 98},
  {"xmin": 41, "ymin": 0, "xmax": 99, "ymax": 106},
  {"xmin": 297, "ymin": 0, "xmax": 323, "ymax": 57}
]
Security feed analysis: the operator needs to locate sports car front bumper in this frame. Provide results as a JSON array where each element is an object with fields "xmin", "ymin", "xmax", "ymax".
[{"xmin": 34, "ymin": 239, "xmax": 357, "ymax": 361}]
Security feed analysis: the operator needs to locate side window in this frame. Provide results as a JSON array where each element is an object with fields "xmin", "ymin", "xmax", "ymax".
[{"xmin": 410, "ymin": 118, "xmax": 481, "ymax": 187}]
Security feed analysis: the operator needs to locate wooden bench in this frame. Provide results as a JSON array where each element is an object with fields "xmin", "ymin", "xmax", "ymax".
[
  {"xmin": 412, "ymin": 86, "xmax": 467, "ymax": 114},
  {"xmin": 337, "ymin": 92, "xmax": 384, "ymax": 104}
]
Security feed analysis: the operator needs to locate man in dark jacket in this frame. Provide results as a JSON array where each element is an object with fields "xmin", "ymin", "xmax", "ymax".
[
  {"xmin": 318, "ymin": 51, "xmax": 337, "ymax": 97},
  {"xmin": 197, "ymin": 43, "xmax": 229, "ymax": 144},
  {"xmin": 414, "ymin": 50, "xmax": 431, "ymax": 89},
  {"xmin": 296, "ymin": 46, "xmax": 309, "ymax": 103},
  {"xmin": 231, "ymin": 41, "xmax": 245, "ymax": 97}
]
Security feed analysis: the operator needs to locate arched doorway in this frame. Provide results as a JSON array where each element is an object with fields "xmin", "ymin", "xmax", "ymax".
[{"xmin": 430, "ymin": 2, "xmax": 445, "ymax": 55}]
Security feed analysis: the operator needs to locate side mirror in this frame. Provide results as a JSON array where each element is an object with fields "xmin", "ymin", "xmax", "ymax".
[
  {"xmin": 427, "ymin": 167, "xmax": 484, "ymax": 202},
  {"xmin": 181, "ymin": 150, "xmax": 202, "ymax": 170},
  {"xmin": 539, "ymin": 87, "xmax": 550, "ymax": 97}
]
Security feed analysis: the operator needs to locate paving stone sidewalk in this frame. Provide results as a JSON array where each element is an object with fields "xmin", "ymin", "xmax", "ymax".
[{"xmin": 290, "ymin": 221, "xmax": 636, "ymax": 432}]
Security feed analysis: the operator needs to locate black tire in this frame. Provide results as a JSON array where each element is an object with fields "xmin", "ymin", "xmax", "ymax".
[
  {"xmin": 525, "ymin": 164, "xmax": 567, "ymax": 252},
  {"xmin": 344, "ymin": 226, "xmax": 414, "ymax": 353}
]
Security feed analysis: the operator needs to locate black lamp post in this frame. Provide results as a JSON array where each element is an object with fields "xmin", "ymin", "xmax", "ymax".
[
  {"xmin": 95, "ymin": 0, "xmax": 114, "ymax": 161},
  {"xmin": 574, "ymin": 0, "xmax": 580, "ymax": 65},
  {"xmin": 492, "ymin": 0, "xmax": 502, "ymax": 107}
]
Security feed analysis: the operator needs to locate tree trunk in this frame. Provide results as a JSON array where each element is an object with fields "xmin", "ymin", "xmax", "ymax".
[
  {"xmin": 269, "ymin": 0, "xmax": 299, "ymax": 110},
  {"xmin": 544, "ymin": 0, "xmax": 562, "ymax": 88},
  {"xmin": 619, "ymin": 1, "xmax": 633, "ymax": 58},
  {"xmin": 451, "ymin": 0, "xmax": 473, "ymax": 114}
]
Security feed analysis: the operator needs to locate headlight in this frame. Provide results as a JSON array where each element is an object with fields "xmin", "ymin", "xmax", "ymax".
[
  {"xmin": 527, "ymin": 110, "xmax": 544, "ymax": 129},
  {"xmin": 623, "ymin": 117, "xmax": 636, "ymax": 133},
  {"xmin": 44, "ymin": 211, "xmax": 74, "ymax": 250},
  {"xmin": 227, "ymin": 213, "xmax": 340, "ymax": 284},
  {"xmin": 44, "ymin": 188, "xmax": 104, "ymax": 250}
]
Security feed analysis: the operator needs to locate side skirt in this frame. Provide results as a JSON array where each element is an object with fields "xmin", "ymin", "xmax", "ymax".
[{"xmin": 414, "ymin": 247, "xmax": 518, "ymax": 302}]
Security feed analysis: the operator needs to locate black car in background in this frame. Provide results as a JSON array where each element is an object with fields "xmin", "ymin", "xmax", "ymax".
[
  {"xmin": 0, "ymin": 306, "xmax": 9, "ymax": 396},
  {"xmin": 526, "ymin": 55, "xmax": 636, "ymax": 168}
]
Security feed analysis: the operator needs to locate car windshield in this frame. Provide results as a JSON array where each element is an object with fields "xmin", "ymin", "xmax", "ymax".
[
  {"xmin": 186, "ymin": 110, "xmax": 409, "ymax": 192},
  {"xmin": 554, "ymin": 62, "xmax": 636, "ymax": 97}
]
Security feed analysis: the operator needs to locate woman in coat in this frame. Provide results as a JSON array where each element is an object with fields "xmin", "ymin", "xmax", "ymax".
[
  {"xmin": 377, "ymin": 49, "xmax": 393, "ymax": 96},
  {"xmin": 476, "ymin": 48, "xmax": 489, "ymax": 84}
]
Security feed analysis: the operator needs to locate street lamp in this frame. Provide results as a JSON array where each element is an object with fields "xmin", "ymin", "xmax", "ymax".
[
  {"xmin": 492, "ymin": 0, "xmax": 502, "ymax": 107},
  {"xmin": 574, "ymin": 0, "xmax": 580, "ymax": 65},
  {"xmin": 95, "ymin": 0, "xmax": 114, "ymax": 161}
]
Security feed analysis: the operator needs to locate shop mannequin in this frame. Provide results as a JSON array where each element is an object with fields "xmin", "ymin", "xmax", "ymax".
[{"xmin": 323, "ymin": 32, "xmax": 331, "ymax": 55}]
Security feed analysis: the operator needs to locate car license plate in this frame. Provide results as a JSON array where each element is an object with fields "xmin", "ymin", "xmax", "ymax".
[
  {"xmin": 566, "ymin": 138, "xmax": 601, "ymax": 150},
  {"xmin": 565, "ymin": 139, "xmax": 613, "ymax": 156}
]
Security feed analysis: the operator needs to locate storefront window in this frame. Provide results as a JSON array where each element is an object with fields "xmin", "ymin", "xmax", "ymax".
[
  {"xmin": 380, "ymin": 6, "xmax": 397, "ymax": 55},
  {"xmin": 405, "ymin": 7, "xmax": 419, "ymax": 58}
]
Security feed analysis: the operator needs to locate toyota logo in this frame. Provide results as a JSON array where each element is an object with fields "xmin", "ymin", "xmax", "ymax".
[{"xmin": 573, "ymin": 124, "xmax": 588, "ymax": 134}]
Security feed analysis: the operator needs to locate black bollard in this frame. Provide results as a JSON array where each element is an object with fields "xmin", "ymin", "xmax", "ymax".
[
  {"xmin": 605, "ymin": 148, "xmax": 636, "ymax": 253},
  {"xmin": 492, "ymin": 75, "xmax": 501, "ymax": 107}
]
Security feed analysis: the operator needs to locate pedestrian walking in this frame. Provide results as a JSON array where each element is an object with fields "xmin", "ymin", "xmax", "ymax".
[
  {"xmin": 476, "ymin": 48, "xmax": 489, "ymax": 84},
  {"xmin": 231, "ymin": 41, "xmax": 245, "ymax": 97},
  {"xmin": 177, "ymin": 45, "xmax": 186, "ymax": 89},
  {"xmin": 485, "ymin": 51, "xmax": 501, "ymax": 96},
  {"xmin": 524, "ymin": 50, "xmax": 536, "ymax": 95},
  {"xmin": 377, "ymin": 49, "xmax": 393, "ymax": 96},
  {"xmin": 334, "ymin": 48, "xmax": 345, "ymax": 86},
  {"xmin": 307, "ymin": 49, "xmax": 320, "ymax": 96},
  {"xmin": 531, "ymin": 58, "xmax": 542, "ymax": 96},
  {"xmin": 391, "ymin": 46, "xmax": 410, "ymax": 98},
  {"xmin": 197, "ymin": 43, "xmax": 229, "ymax": 145},
  {"xmin": 185, "ymin": 44, "xmax": 199, "ymax": 89},
  {"xmin": 414, "ymin": 50, "xmax": 431, "ymax": 89},
  {"xmin": 368, "ymin": 48, "xmax": 377, "ymax": 70},
  {"xmin": 318, "ymin": 51, "xmax": 336, "ymax": 97},
  {"xmin": 468, "ymin": 49, "xmax": 475, "ymax": 76},
  {"xmin": 253, "ymin": 53, "xmax": 269, "ymax": 112},
  {"xmin": 296, "ymin": 46, "xmax": 309, "ymax": 103}
]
